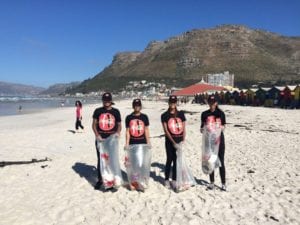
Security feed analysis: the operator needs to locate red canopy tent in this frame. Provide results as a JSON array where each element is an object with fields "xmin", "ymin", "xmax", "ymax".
[{"xmin": 172, "ymin": 83, "xmax": 226, "ymax": 96}]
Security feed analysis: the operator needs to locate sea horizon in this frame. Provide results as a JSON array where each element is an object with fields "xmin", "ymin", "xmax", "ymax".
[{"xmin": 0, "ymin": 96, "xmax": 102, "ymax": 117}]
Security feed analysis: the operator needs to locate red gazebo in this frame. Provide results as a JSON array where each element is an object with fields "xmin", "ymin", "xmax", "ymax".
[{"xmin": 172, "ymin": 82, "xmax": 226, "ymax": 96}]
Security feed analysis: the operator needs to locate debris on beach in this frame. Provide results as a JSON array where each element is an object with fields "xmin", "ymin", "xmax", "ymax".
[
  {"xmin": 233, "ymin": 124, "xmax": 298, "ymax": 135},
  {"xmin": 0, "ymin": 157, "xmax": 51, "ymax": 168},
  {"xmin": 247, "ymin": 169, "xmax": 255, "ymax": 174}
]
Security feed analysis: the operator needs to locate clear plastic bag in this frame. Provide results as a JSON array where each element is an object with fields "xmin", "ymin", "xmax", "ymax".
[
  {"xmin": 97, "ymin": 134, "xmax": 123, "ymax": 189},
  {"xmin": 124, "ymin": 144, "xmax": 151, "ymax": 191},
  {"xmin": 175, "ymin": 143, "xmax": 196, "ymax": 192},
  {"xmin": 202, "ymin": 125, "xmax": 222, "ymax": 175}
]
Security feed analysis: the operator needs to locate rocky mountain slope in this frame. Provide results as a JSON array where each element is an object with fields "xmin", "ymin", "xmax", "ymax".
[{"xmin": 72, "ymin": 25, "xmax": 300, "ymax": 93}]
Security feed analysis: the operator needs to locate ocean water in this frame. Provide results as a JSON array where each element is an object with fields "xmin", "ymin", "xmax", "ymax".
[{"xmin": 0, "ymin": 96, "xmax": 99, "ymax": 116}]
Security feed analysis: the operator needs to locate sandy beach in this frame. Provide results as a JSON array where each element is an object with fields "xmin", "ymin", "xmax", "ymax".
[{"xmin": 0, "ymin": 100, "xmax": 299, "ymax": 225}]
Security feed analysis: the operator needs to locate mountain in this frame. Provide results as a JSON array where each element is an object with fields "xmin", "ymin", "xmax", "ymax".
[
  {"xmin": 0, "ymin": 81, "xmax": 45, "ymax": 96},
  {"xmin": 40, "ymin": 82, "xmax": 80, "ymax": 96},
  {"xmin": 71, "ymin": 25, "xmax": 300, "ymax": 93}
]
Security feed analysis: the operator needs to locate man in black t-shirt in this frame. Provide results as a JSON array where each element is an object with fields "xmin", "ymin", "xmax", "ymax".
[
  {"xmin": 92, "ymin": 92, "xmax": 122, "ymax": 190},
  {"xmin": 125, "ymin": 99, "xmax": 150, "ymax": 146}
]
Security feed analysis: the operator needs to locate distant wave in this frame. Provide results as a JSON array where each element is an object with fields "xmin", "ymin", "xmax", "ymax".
[{"xmin": 0, "ymin": 96, "xmax": 59, "ymax": 103}]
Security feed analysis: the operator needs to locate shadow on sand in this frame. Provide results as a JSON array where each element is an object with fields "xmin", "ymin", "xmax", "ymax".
[
  {"xmin": 72, "ymin": 162, "xmax": 128, "ymax": 192},
  {"xmin": 150, "ymin": 162, "xmax": 211, "ymax": 188},
  {"xmin": 67, "ymin": 130, "xmax": 76, "ymax": 134},
  {"xmin": 150, "ymin": 162, "xmax": 165, "ymax": 186},
  {"xmin": 72, "ymin": 162, "xmax": 212, "ymax": 191},
  {"xmin": 72, "ymin": 162, "xmax": 98, "ymax": 186}
]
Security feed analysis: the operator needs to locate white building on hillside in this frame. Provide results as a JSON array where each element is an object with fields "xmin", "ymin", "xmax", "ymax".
[{"xmin": 206, "ymin": 71, "xmax": 234, "ymax": 87}]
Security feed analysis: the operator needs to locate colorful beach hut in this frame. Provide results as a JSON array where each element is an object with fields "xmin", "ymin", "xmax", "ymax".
[
  {"xmin": 267, "ymin": 86, "xmax": 281, "ymax": 106},
  {"xmin": 255, "ymin": 88, "xmax": 268, "ymax": 106},
  {"xmin": 288, "ymin": 85, "xmax": 299, "ymax": 108},
  {"xmin": 245, "ymin": 88, "xmax": 257, "ymax": 106},
  {"xmin": 294, "ymin": 85, "xmax": 300, "ymax": 108}
]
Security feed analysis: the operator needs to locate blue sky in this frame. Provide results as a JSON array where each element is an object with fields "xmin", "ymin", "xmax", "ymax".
[{"xmin": 0, "ymin": 0, "xmax": 299, "ymax": 87}]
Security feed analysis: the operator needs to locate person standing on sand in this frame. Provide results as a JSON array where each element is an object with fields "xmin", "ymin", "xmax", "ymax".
[
  {"xmin": 125, "ymin": 99, "xmax": 151, "ymax": 190},
  {"xmin": 125, "ymin": 99, "xmax": 151, "ymax": 148},
  {"xmin": 201, "ymin": 95, "xmax": 227, "ymax": 191},
  {"xmin": 75, "ymin": 100, "xmax": 84, "ymax": 131},
  {"xmin": 92, "ymin": 92, "xmax": 122, "ymax": 190},
  {"xmin": 161, "ymin": 95, "xmax": 186, "ymax": 190}
]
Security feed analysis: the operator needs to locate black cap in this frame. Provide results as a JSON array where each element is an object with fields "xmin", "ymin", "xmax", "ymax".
[
  {"xmin": 168, "ymin": 95, "xmax": 177, "ymax": 103},
  {"xmin": 208, "ymin": 95, "xmax": 217, "ymax": 104},
  {"xmin": 102, "ymin": 92, "xmax": 112, "ymax": 102},
  {"xmin": 132, "ymin": 99, "xmax": 142, "ymax": 107}
]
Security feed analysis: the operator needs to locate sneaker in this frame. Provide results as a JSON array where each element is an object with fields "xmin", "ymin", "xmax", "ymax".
[
  {"xmin": 137, "ymin": 186, "xmax": 145, "ymax": 193},
  {"xmin": 221, "ymin": 184, "xmax": 227, "ymax": 192},
  {"xmin": 171, "ymin": 180, "xmax": 177, "ymax": 189},
  {"xmin": 207, "ymin": 183, "xmax": 214, "ymax": 190},
  {"xmin": 129, "ymin": 184, "xmax": 136, "ymax": 191},
  {"xmin": 105, "ymin": 187, "xmax": 116, "ymax": 192},
  {"xmin": 164, "ymin": 180, "xmax": 171, "ymax": 189},
  {"xmin": 172, "ymin": 180, "xmax": 180, "ymax": 192},
  {"xmin": 94, "ymin": 180, "xmax": 103, "ymax": 190}
]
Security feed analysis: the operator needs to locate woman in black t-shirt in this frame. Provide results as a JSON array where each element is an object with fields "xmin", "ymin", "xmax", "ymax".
[
  {"xmin": 125, "ymin": 99, "xmax": 150, "ymax": 147},
  {"xmin": 201, "ymin": 95, "xmax": 227, "ymax": 191},
  {"xmin": 125, "ymin": 99, "xmax": 151, "ymax": 191},
  {"xmin": 161, "ymin": 95, "xmax": 186, "ymax": 189},
  {"xmin": 92, "ymin": 92, "xmax": 122, "ymax": 190}
]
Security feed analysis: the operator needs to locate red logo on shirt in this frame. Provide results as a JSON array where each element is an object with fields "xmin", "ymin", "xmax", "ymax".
[
  {"xmin": 129, "ymin": 119, "xmax": 145, "ymax": 137},
  {"xmin": 168, "ymin": 118, "xmax": 183, "ymax": 135},
  {"xmin": 207, "ymin": 116, "xmax": 215, "ymax": 124},
  {"xmin": 206, "ymin": 116, "xmax": 221, "ymax": 131},
  {"xmin": 99, "ymin": 113, "xmax": 116, "ymax": 131}
]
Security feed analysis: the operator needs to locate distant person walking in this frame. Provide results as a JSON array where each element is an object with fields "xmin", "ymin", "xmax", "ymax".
[{"xmin": 75, "ymin": 100, "xmax": 84, "ymax": 131}]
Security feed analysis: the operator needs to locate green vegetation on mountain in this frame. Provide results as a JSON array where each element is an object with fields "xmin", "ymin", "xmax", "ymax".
[{"xmin": 70, "ymin": 25, "xmax": 300, "ymax": 93}]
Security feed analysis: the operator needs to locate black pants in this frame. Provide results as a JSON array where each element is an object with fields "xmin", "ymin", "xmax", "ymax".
[
  {"xmin": 209, "ymin": 132, "xmax": 226, "ymax": 184},
  {"xmin": 95, "ymin": 140, "xmax": 103, "ymax": 182},
  {"xmin": 165, "ymin": 139, "xmax": 177, "ymax": 181},
  {"xmin": 75, "ymin": 118, "xmax": 84, "ymax": 130}
]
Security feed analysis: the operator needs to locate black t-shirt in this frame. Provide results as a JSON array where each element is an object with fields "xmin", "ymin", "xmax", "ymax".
[
  {"xmin": 161, "ymin": 110, "xmax": 186, "ymax": 143},
  {"xmin": 93, "ymin": 107, "xmax": 121, "ymax": 139},
  {"xmin": 125, "ymin": 113, "xmax": 149, "ymax": 145},
  {"xmin": 201, "ymin": 108, "xmax": 226, "ymax": 128}
]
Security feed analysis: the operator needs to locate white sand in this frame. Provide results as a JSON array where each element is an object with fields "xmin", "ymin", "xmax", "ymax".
[{"xmin": 0, "ymin": 100, "xmax": 299, "ymax": 225}]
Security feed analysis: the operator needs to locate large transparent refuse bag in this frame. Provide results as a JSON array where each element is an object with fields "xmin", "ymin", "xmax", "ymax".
[
  {"xmin": 175, "ymin": 143, "xmax": 196, "ymax": 192},
  {"xmin": 202, "ymin": 125, "xmax": 222, "ymax": 175},
  {"xmin": 97, "ymin": 134, "xmax": 123, "ymax": 189},
  {"xmin": 124, "ymin": 144, "xmax": 151, "ymax": 191}
]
